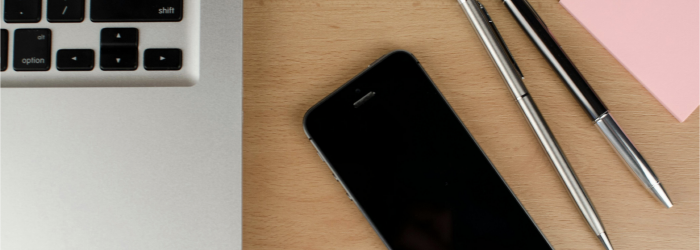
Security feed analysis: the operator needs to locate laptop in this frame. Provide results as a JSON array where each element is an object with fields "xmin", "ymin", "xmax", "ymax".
[{"xmin": 1, "ymin": 0, "xmax": 242, "ymax": 249}]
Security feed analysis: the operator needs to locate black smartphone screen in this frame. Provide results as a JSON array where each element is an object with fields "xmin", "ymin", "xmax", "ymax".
[{"xmin": 304, "ymin": 51, "xmax": 552, "ymax": 250}]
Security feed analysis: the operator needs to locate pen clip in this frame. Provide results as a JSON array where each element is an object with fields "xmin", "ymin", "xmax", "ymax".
[{"xmin": 478, "ymin": 2, "xmax": 524, "ymax": 79}]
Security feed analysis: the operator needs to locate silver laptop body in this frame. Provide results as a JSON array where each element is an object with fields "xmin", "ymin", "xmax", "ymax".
[{"xmin": 1, "ymin": 0, "xmax": 242, "ymax": 249}]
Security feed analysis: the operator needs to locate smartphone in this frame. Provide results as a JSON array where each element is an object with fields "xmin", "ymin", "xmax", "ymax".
[{"xmin": 303, "ymin": 51, "xmax": 553, "ymax": 250}]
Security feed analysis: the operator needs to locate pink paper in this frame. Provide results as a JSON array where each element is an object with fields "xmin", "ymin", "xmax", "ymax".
[{"xmin": 560, "ymin": 0, "xmax": 699, "ymax": 122}]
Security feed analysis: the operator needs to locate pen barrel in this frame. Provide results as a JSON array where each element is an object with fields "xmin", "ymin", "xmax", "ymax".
[
  {"xmin": 504, "ymin": 0, "xmax": 608, "ymax": 121},
  {"xmin": 459, "ymin": 0, "xmax": 528, "ymax": 99},
  {"xmin": 516, "ymin": 95, "xmax": 606, "ymax": 236}
]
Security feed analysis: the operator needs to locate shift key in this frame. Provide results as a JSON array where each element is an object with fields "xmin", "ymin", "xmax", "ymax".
[
  {"xmin": 14, "ymin": 29, "xmax": 51, "ymax": 71},
  {"xmin": 91, "ymin": 0, "xmax": 183, "ymax": 22},
  {"xmin": 0, "ymin": 29, "xmax": 8, "ymax": 71}
]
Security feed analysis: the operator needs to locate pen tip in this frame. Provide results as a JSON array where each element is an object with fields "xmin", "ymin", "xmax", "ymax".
[
  {"xmin": 598, "ymin": 232, "xmax": 614, "ymax": 250},
  {"xmin": 651, "ymin": 183, "xmax": 673, "ymax": 208}
]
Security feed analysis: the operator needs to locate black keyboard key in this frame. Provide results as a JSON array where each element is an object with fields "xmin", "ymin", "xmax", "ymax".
[
  {"xmin": 2, "ymin": 29, "xmax": 8, "ymax": 71},
  {"xmin": 4, "ymin": 0, "xmax": 42, "ymax": 23},
  {"xmin": 100, "ymin": 47, "xmax": 137, "ymax": 70},
  {"xmin": 101, "ymin": 28, "xmax": 139, "ymax": 47},
  {"xmin": 57, "ymin": 49, "xmax": 94, "ymax": 71},
  {"xmin": 48, "ymin": 0, "xmax": 85, "ymax": 22},
  {"xmin": 13, "ymin": 29, "xmax": 51, "ymax": 71},
  {"xmin": 100, "ymin": 28, "xmax": 138, "ymax": 70},
  {"xmin": 144, "ymin": 49, "xmax": 181, "ymax": 70},
  {"xmin": 91, "ymin": 0, "xmax": 183, "ymax": 22}
]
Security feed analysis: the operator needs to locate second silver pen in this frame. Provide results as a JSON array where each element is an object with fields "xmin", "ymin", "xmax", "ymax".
[{"xmin": 457, "ymin": 0, "xmax": 613, "ymax": 249}]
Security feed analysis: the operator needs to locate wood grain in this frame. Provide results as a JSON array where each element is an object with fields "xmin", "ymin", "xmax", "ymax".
[{"xmin": 243, "ymin": 0, "xmax": 699, "ymax": 249}]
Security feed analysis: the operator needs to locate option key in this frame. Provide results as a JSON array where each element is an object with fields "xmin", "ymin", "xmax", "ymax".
[{"xmin": 14, "ymin": 29, "xmax": 51, "ymax": 71}]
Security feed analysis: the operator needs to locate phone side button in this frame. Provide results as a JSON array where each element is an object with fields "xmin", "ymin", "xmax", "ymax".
[
  {"xmin": 310, "ymin": 139, "xmax": 339, "ymax": 181},
  {"xmin": 310, "ymin": 139, "xmax": 327, "ymax": 162},
  {"xmin": 316, "ymin": 151, "xmax": 326, "ymax": 162}
]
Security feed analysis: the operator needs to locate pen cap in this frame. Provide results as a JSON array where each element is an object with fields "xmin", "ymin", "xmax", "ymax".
[{"xmin": 504, "ymin": 0, "xmax": 608, "ymax": 120}]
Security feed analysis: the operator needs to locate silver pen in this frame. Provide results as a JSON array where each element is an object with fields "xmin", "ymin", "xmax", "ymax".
[
  {"xmin": 457, "ymin": 0, "xmax": 614, "ymax": 249},
  {"xmin": 502, "ymin": 0, "xmax": 672, "ymax": 208}
]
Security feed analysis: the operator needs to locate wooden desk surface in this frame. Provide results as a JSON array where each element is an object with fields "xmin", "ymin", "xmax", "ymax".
[{"xmin": 243, "ymin": 0, "xmax": 699, "ymax": 249}]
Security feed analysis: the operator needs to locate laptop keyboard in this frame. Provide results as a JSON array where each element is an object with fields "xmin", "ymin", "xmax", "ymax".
[{"xmin": 0, "ymin": 0, "xmax": 199, "ymax": 87}]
